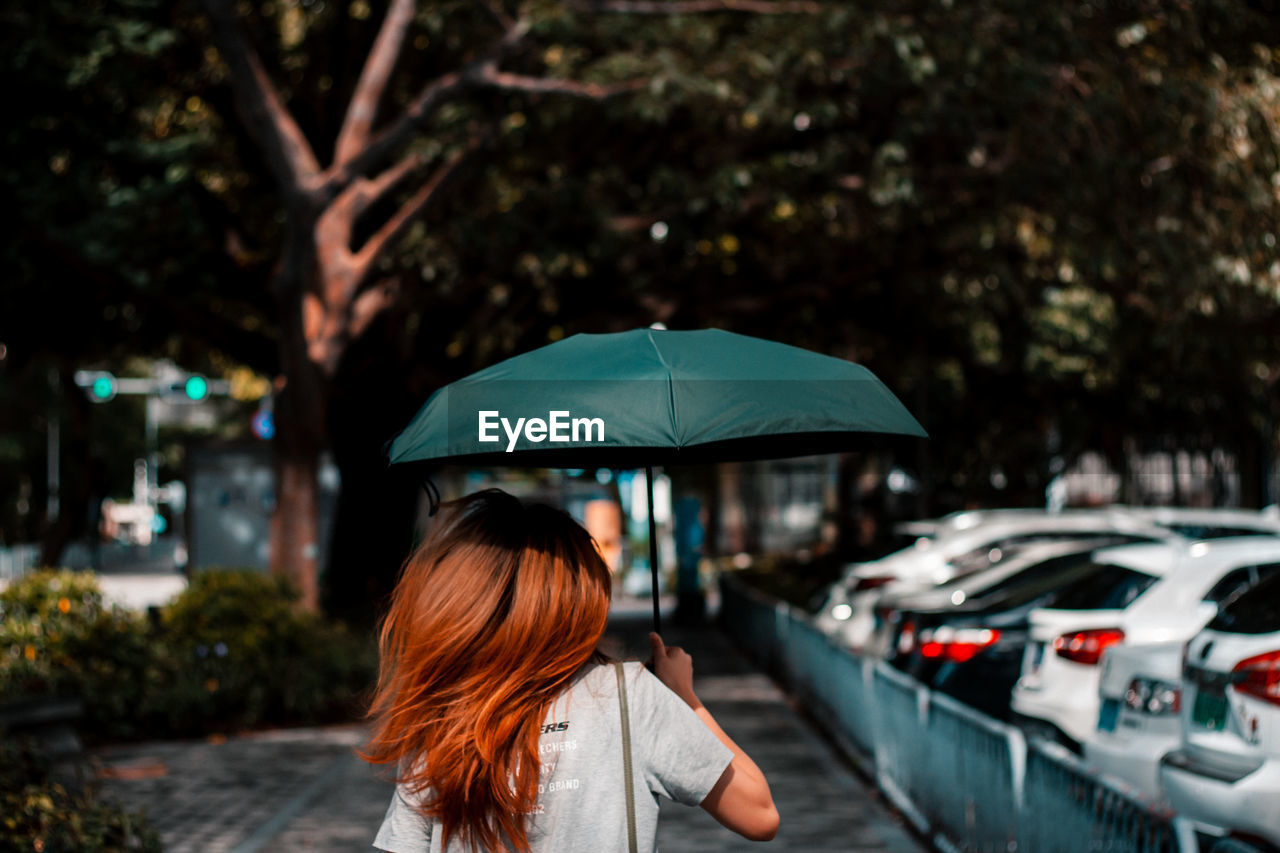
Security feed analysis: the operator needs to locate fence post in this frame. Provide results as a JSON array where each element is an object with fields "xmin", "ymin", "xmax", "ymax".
[{"xmin": 1008, "ymin": 725, "xmax": 1027, "ymax": 812}]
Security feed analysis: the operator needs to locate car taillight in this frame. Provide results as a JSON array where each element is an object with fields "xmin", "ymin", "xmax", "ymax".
[
  {"xmin": 897, "ymin": 620, "xmax": 916, "ymax": 655},
  {"xmin": 1232, "ymin": 650, "xmax": 1280, "ymax": 706},
  {"xmin": 1053, "ymin": 629, "xmax": 1124, "ymax": 666},
  {"xmin": 1124, "ymin": 678, "xmax": 1181, "ymax": 715},
  {"xmin": 855, "ymin": 576, "xmax": 895, "ymax": 592},
  {"xmin": 918, "ymin": 627, "xmax": 1001, "ymax": 663}
]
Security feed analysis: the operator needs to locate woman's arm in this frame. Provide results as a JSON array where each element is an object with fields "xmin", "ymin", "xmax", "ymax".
[{"xmin": 649, "ymin": 633, "xmax": 779, "ymax": 842}]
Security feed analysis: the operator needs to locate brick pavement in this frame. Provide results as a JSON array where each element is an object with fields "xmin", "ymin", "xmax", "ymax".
[{"xmin": 93, "ymin": 600, "xmax": 926, "ymax": 853}]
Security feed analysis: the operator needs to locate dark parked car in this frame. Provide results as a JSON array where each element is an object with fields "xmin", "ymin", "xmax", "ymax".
[{"xmin": 882, "ymin": 537, "xmax": 1156, "ymax": 719}]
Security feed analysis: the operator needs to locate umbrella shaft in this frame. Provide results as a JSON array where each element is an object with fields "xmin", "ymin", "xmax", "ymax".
[{"xmin": 646, "ymin": 466, "xmax": 660, "ymax": 633}]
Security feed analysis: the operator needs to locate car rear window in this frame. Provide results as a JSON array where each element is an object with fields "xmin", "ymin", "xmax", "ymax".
[
  {"xmin": 972, "ymin": 552, "xmax": 1095, "ymax": 598},
  {"xmin": 1046, "ymin": 564, "xmax": 1159, "ymax": 610},
  {"xmin": 1201, "ymin": 562, "xmax": 1280, "ymax": 608},
  {"xmin": 1206, "ymin": 568, "xmax": 1280, "ymax": 634},
  {"xmin": 948, "ymin": 532, "xmax": 1148, "ymax": 579}
]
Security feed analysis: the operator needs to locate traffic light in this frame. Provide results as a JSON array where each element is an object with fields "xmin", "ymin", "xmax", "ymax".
[
  {"xmin": 74, "ymin": 370, "xmax": 118, "ymax": 403},
  {"xmin": 183, "ymin": 374, "xmax": 208, "ymax": 401},
  {"xmin": 161, "ymin": 373, "xmax": 209, "ymax": 402},
  {"xmin": 74, "ymin": 364, "xmax": 225, "ymax": 403}
]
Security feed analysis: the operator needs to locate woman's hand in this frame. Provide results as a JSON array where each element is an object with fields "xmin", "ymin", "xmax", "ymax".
[
  {"xmin": 646, "ymin": 632, "xmax": 779, "ymax": 841},
  {"xmin": 648, "ymin": 632, "xmax": 699, "ymax": 707}
]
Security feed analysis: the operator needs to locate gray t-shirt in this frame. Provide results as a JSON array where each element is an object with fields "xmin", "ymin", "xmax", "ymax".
[{"xmin": 373, "ymin": 660, "xmax": 734, "ymax": 853}]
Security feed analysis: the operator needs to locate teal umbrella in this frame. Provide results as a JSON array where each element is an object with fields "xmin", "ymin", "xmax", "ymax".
[{"xmin": 385, "ymin": 328, "xmax": 926, "ymax": 628}]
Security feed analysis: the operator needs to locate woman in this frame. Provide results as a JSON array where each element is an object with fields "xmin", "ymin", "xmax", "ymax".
[{"xmin": 363, "ymin": 489, "xmax": 778, "ymax": 852}]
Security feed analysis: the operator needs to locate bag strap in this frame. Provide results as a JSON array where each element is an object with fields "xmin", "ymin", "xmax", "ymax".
[{"xmin": 614, "ymin": 662, "xmax": 638, "ymax": 853}]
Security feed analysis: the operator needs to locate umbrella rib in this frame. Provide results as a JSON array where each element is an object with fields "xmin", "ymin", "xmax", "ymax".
[{"xmin": 644, "ymin": 329, "xmax": 680, "ymax": 449}]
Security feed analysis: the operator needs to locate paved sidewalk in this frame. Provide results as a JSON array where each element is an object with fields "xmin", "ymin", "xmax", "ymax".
[{"xmin": 93, "ymin": 602, "xmax": 925, "ymax": 853}]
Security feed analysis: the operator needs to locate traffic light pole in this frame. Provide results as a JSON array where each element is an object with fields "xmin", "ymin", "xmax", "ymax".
[
  {"xmin": 46, "ymin": 368, "xmax": 60, "ymax": 524},
  {"xmin": 145, "ymin": 395, "xmax": 160, "ymax": 513},
  {"xmin": 74, "ymin": 364, "xmax": 232, "ymax": 521}
]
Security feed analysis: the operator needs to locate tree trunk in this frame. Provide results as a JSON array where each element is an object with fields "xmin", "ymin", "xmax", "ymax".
[
  {"xmin": 269, "ymin": 448, "xmax": 321, "ymax": 610},
  {"xmin": 268, "ymin": 248, "xmax": 330, "ymax": 611},
  {"xmin": 323, "ymin": 318, "xmax": 423, "ymax": 624}
]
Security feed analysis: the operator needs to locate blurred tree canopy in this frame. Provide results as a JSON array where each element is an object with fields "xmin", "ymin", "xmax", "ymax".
[{"xmin": 3, "ymin": 0, "xmax": 1279, "ymax": 613}]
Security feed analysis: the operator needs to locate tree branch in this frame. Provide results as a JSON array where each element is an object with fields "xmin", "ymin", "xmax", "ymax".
[
  {"xmin": 321, "ymin": 8, "xmax": 642, "ymax": 190},
  {"xmin": 313, "ymin": 153, "xmax": 423, "ymax": 304},
  {"xmin": 349, "ymin": 277, "xmax": 403, "ymax": 339},
  {"xmin": 322, "ymin": 18, "xmax": 530, "ymax": 186},
  {"xmin": 353, "ymin": 140, "xmax": 479, "ymax": 276},
  {"xmin": 200, "ymin": 0, "xmax": 321, "ymax": 191},
  {"xmin": 479, "ymin": 0, "xmax": 517, "ymax": 30},
  {"xmin": 471, "ymin": 66, "xmax": 647, "ymax": 98},
  {"xmin": 333, "ymin": 0, "xmax": 417, "ymax": 166},
  {"xmin": 325, "ymin": 71, "xmax": 466, "ymax": 187},
  {"xmin": 345, "ymin": 153, "xmax": 424, "ymax": 220},
  {"xmin": 585, "ymin": 0, "xmax": 821, "ymax": 12}
]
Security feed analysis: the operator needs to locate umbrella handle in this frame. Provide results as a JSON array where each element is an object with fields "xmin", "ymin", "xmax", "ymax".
[
  {"xmin": 646, "ymin": 466, "xmax": 660, "ymax": 633},
  {"xmin": 421, "ymin": 476, "xmax": 441, "ymax": 516}
]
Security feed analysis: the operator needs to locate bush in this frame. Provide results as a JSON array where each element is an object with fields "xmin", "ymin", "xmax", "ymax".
[
  {"xmin": 0, "ymin": 738, "xmax": 161, "ymax": 853},
  {"xmin": 147, "ymin": 570, "xmax": 376, "ymax": 735},
  {"xmin": 2, "ymin": 570, "xmax": 160, "ymax": 742},
  {"xmin": 0, "ymin": 569, "xmax": 116, "ymax": 699},
  {"xmin": 0, "ymin": 568, "xmax": 377, "ymax": 741}
]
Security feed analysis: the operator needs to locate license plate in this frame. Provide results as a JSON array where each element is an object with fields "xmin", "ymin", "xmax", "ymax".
[
  {"xmin": 1097, "ymin": 698, "xmax": 1120, "ymax": 733},
  {"xmin": 1192, "ymin": 689, "xmax": 1228, "ymax": 731}
]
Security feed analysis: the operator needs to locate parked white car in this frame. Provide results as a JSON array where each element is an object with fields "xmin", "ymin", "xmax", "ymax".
[
  {"xmin": 1012, "ymin": 537, "xmax": 1280, "ymax": 748},
  {"xmin": 1115, "ymin": 506, "xmax": 1280, "ymax": 541},
  {"xmin": 1160, "ymin": 569, "xmax": 1280, "ymax": 846},
  {"xmin": 893, "ymin": 508, "xmax": 1052, "ymax": 540},
  {"xmin": 1083, "ymin": 641, "xmax": 1185, "ymax": 801},
  {"xmin": 815, "ymin": 510, "xmax": 1176, "ymax": 651}
]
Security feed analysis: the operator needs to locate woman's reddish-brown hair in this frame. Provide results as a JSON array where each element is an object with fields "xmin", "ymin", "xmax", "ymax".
[{"xmin": 361, "ymin": 488, "xmax": 612, "ymax": 853}]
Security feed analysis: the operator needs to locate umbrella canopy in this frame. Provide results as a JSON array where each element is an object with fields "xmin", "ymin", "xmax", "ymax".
[
  {"xmin": 386, "ymin": 328, "xmax": 926, "ymax": 468},
  {"xmin": 385, "ymin": 328, "xmax": 926, "ymax": 631}
]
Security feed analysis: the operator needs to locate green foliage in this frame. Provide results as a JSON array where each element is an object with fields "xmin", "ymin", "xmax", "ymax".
[
  {"xmin": 5, "ymin": 0, "xmax": 1280, "ymax": 551},
  {"xmin": 148, "ymin": 570, "xmax": 376, "ymax": 735},
  {"xmin": 0, "ymin": 568, "xmax": 376, "ymax": 742},
  {"xmin": 0, "ymin": 570, "xmax": 122, "ymax": 698},
  {"xmin": 1, "ymin": 570, "xmax": 157, "ymax": 741},
  {"xmin": 0, "ymin": 738, "xmax": 161, "ymax": 853}
]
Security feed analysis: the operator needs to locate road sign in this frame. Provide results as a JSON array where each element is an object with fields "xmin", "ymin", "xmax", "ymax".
[{"xmin": 252, "ymin": 407, "xmax": 275, "ymax": 440}]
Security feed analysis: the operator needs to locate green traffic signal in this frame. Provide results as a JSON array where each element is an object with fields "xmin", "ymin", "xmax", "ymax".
[
  {"xmin": 184, "ymin": 375, "xmax": 208, "ymax": 401},
  {"xmin": 91, "ymin": 376, "xmax": 115, "ymax": 400}
]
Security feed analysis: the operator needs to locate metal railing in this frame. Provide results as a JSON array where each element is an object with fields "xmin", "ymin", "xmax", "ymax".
[{"xmin": 718, "ymin": 574, "xmax": 1262, "ymax": 853}]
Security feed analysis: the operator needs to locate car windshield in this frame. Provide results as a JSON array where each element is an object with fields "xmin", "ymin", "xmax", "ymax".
[
  {"xmin": 1045, "ymin": 564, "xmax": 1159, "ymax": 611},
  {"xmin": 1206, "ymin": 568, "xmax": 1280, "ymax": 635}
]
